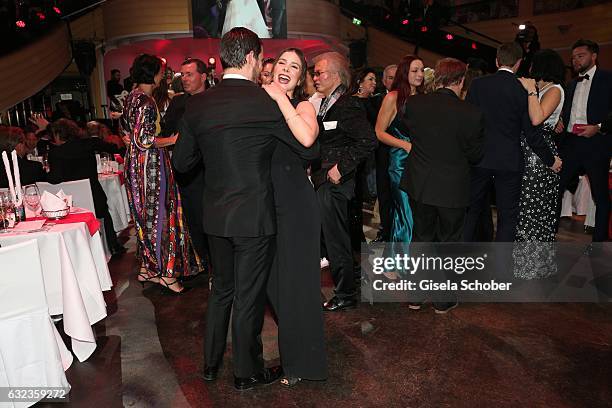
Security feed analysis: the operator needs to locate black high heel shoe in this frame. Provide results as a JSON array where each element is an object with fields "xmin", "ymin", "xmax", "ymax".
[
  {"xmin": 137, "ymin": 267, "xmax": 159, "ymax": 287},
  {"xmin": 158, "ymin": 277, "xmax": 191, "ymax": 295}
]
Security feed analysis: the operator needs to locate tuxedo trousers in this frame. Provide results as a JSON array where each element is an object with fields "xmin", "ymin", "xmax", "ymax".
[
  {"xmin": 317, "ymin": 179, "xmax": 356, "ymax": 298},
  {"xmin": 375, "ymin": 143, "xmax": 392, "ymax": 240},
  {"xmin": 204, "ymin": 234, "xmax": 275, "ymax": 378},
  {"xmin": 557, "ymin": 136, "xmax": 611, "ymax": 242},
  {"xmin": 410, "ymin": 199, "xmax": 466, "ymax": 242},
  {"xmin": 463, "ymin": 167, "xmax": 522, "ymax": 242}
]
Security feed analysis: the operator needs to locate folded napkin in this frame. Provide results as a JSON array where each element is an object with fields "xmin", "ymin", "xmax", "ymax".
[
  {"xmin": 56, "ymin": 190, "xmax": 73, "ymax": 207},
  {"xmin": 40, "ymin": 191, "xmax": 68, "ymax": 211}
]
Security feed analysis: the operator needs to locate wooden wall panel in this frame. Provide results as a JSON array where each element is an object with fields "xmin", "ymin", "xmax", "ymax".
[
  {"xmin": 70, "ymin": 8, "xmax": 105, "ymax": 41},
  {"xmin": 0, "ymin": 25, "xmax": 72, "ymax": 112},
  {"xmin": 287, "ymin": 0, "xmax": 341, "ymax": 38},
  {"xmin": 102, "ymin": 0, "xmax": 191, "ymax": 42}
]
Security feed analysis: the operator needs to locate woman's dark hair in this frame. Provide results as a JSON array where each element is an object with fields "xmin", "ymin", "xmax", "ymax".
[
  {"xmin": 348, "ymin": 67, "xmax": 377, "ymax": 96},
  {"xmin": 391, "ymin": 54, "xmax": 423, "ymax": 111},
  {"xmin": 153, "ymin": 75, "xmax": 171, "ymax": 110},
  {"xmin": 530, "ymin": 49, "xmax": 566, "ymax": 84},
  {"xmin": 49, "ymin": 118, "xmax": 85, "ymax": 142},
  {"xmin": 130, "ymin": 54, "xmax": 163, "ymax": 85},
  {"xmin": 0, "ymin": 127, "xmax": 22, "ymax": 152},
  {"xmin": 273, "ymin": 47, "xmax": 308, "ymax": 102}
]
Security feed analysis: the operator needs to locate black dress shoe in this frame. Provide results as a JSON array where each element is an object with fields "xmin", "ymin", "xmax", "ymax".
[
  {"xmin": 203, "ymin": 365, "xmax": 220, "ymax": 382},
  {"xmin": 234, "ymin": 366, "xmax": 283, "ymax": 391},
  {"xmin": 323, "ymin": 296, "xmax": 357, "ymax": 312}
]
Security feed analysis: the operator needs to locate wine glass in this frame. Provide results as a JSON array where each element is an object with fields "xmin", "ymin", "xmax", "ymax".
[{"xmin": 23, "ymin": 184, "xmax": 41, "ymax": 214}]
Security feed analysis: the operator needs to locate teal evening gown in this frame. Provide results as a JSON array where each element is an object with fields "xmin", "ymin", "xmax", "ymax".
[{"xmin": 387, "ymin": 116, "xmax": 413, "ymax": 249}]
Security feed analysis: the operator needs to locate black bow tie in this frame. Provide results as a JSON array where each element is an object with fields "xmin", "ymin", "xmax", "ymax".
[{"xmin": 577, "ymin": 74, "xmax": 590, "ymax": 82}]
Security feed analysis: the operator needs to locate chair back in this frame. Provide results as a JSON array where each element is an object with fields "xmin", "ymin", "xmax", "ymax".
[{"xmin": 36, "ymin": 179, "xmax": 96, "ymax": 213}]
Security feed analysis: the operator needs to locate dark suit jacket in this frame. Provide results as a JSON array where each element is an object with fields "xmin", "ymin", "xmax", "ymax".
[
  {"xmin": 0, "ymin": 156, "xmax": 47, "ymax": 188},
  {"xmin": 47, "ymin": 138, "xmax": 109, "ymax": 217},
  {"xmin": 162, "ymin": 93, "xmax": 190, "ymax": 135},
  {"xmin": 400, "ymin": 88, "xmax": 484, "ymax": 208},
  {"xmin": 466, "ymin": 70, "xmax": 554, "ymax": 171},
  {"xmin": 561, "ymin": 67, "xmax": 612, "ymax": 152},
  {"xmin": 174, "ymin": 78, "xmax": 318, "ymax": 238},
  {"xmin": 311, "ymin": 94, "xmax": 378, "ymax": 188}
]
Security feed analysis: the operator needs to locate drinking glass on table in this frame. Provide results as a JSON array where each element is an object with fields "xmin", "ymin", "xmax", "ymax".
[{"xmin": 0, "ymin": 191, "xmax": 15, "ymax": 229}]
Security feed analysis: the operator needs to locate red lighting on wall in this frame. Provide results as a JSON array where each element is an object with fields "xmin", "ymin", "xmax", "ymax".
[
  {"xmin": 16, "ymin": 20, "xmax": 26, "ymax": 28},
  {"xmin": 446, "ymin": 33, "xmax": 454, "ymax": 40}
]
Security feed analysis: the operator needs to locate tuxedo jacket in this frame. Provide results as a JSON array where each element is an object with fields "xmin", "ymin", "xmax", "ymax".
[
  {"xmin": 311, "ymin": 94, "xmax": 377, "ymax": 188},
  {"xmin": 466, "ymin": 70, "xmax": 554, "ymax": 171},
  {"xmin": 174, "ymin": 79, "xmax": 318, "ymax": 238},
  {"xmin": 0, "ymin": 156, "xmax": 46, "ymax": 188},
  {"xmin": 561, "ymin": 67, "xmax": 612, "ymax": 151},
  {"xmin": 400, "ymin": 88, "xmax": 484, "ymax": 208}
]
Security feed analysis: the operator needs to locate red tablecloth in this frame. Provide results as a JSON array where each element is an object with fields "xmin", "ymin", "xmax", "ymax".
[{"xmin": 31, "ymin": 212, "xmax": 100, "ymax": 236}]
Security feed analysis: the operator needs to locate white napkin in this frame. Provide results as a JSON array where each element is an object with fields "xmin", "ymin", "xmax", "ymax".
[
  {"xmin": 56, "ymin": 190, "xmax": 73, "ymax": 207},
  {"xmin": 40, "ymin": 191, "xmax": 68, "ymax": 211},
  {"xmin": 13, "ymin": 219, "xmax": 46, "ymax": 232}
]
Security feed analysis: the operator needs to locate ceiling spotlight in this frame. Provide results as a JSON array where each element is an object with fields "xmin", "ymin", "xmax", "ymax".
[
  {"xmin": 208, "ymin": 57, "xmax": 216, "ymax": 65},
  {"xmin": 53, "ymin": 6, "xmax": 61, "ymax": 14},
  {"xmin": 16, "ymin": 20, "xmax": 26, "ymax": 28},
  {"xmin": 401, "ymin": 19, "xmax": 409, "ymax": 25},
  {"xmin": 421, "ymin": 26, "xmax": 428, "ymax": 33},
  {"xmin": 36, "ymin": 12, "xmax": 46, "ymax": 20},
  {"xmin": 446, "ymin": 33, "xmax": 454, "ymax": 40},
  {"xmin": 518, "ymin": 24, "xmax": 526, "ymax": 30},
  {"xmin": 471, "ymin": 42, "xmax": 478, "ymax": 50}
]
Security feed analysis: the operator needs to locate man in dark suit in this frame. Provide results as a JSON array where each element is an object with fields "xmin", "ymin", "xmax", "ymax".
[
  {"xmin": 463, "ymin": 42, "xmax": 561, "ymax": 242},
  {"xmin": 173, "ymin": 27, "xmax": 315, "ymax": 390},
  {"xmin": 401, "ymin": 58, "xmax": 484, "ymax": 243},
  {"xmin": 0, "ymin": 127, "xmax": 46, "ymax": 188},
  {"xmin": 557, "ymin": 39, "xmax": 612, "ymax": 243},
  {"xmin": 164, "ymin": 58, "xmax": 209, "ymax": 265},
  {"xmin": 311, "ymin": 51, "xmax": 378, "ymax": 311}
]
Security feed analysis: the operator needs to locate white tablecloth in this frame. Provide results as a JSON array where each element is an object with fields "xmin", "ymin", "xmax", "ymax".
[
  {"xmin": 0, "ymin": 222, "xmax": 111, "ymax": 362},
  {"xmin": 98, "ymin": 173, "xmax": 130, "ymax": 232}
]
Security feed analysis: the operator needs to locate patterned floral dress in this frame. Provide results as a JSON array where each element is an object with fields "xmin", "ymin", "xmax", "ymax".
[{"xmin": 121, "ymin": 89, "xmax": 201, "ymax": 277}]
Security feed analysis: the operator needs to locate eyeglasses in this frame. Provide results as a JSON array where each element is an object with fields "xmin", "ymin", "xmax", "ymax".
[{"xmin": 313, "ymin": 70, "xmax": 330, "ymax": 78}]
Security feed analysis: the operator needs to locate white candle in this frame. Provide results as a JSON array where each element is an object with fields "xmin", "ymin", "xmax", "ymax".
[
  {"xmin": 2, "ymin": 151, "xmax": 16, "ymax": 203},
  {"xmin": 11, "ymin": 150, "xmax": 22, "ymax": 206}
]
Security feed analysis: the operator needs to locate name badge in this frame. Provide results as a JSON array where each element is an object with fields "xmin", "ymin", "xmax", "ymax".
[{"xmin": 323, "ymin": 121, "xmax": 338, "ymax": 130}]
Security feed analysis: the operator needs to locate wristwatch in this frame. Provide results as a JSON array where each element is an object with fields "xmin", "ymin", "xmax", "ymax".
[{"xmin": 527, "ymin": 91, "xmax": 537, "ymax": 97}]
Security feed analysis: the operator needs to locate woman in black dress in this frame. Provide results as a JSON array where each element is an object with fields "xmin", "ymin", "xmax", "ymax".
[{"xmin": 262, "ymin": 47, "xmax": 327, "ymax": 387}]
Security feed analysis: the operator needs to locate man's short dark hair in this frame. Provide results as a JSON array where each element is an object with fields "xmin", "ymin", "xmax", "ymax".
[
  {"xmin": 111, "ymin": 69, "xmax": 120, "ymax": 75},
  {"xmin": 434, "ymin": 58, "xmax": 467, "ymax": 88},
  {"xmin": 497, "ymin": 42, "xmax": 523, "ymax": 67},
  {"xmin": 182, "ymin": 58, "xmax": 207, "ymax": 74},
  {"xmin": 220, "ymin": 27, "xmax": 262, "ymax": 70},
  {"xmin": 262, "ymin": 57, "xmax": 275, "ymax": 67},
  {"xmin": 572, "ymin": 39, "xmax": 599, "ymax": 54},
  {"xmin": 130, "ymin": 54, "xmax": 162, "ymax": 85}
]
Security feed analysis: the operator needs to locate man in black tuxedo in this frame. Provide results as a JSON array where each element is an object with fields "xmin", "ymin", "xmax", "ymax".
[
  {"xmin": 463, "ymin": 42, "xmax": 561, "ymax": 242},
  {"xmin": 401, "ymin": 58, "xmax": 484, "ymax": 243},
  {"xmin": 311, "ymin": 51, "xmax": 377, "ymax": 311},
  {"xmin": 164, "ymin": 58, "xmax": 209, "ymax": 265},
  {"xmin": 173, "ymin": 27, "xmax": 315, "ymax": 390},
  {"xmin": 0, "ymin": 128, "xmax": 47, "ymax": 188},
  {"xmin": 372, "ymin": 64, "xmax": 397, "ymax": 242},
  {"xmin": 557, "ymin": 39, "xmax": 612, "ymax": 242}
]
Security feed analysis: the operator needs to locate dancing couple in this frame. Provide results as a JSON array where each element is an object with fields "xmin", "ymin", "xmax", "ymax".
[{"xmin": 173, "ymin": 27, "xmax": 326, "ymax": 390}]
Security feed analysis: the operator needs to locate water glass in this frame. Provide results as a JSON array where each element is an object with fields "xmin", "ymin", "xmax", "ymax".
[{"xmin": 24, "ymin": 184, "xmax": 41, "ymax": 213}]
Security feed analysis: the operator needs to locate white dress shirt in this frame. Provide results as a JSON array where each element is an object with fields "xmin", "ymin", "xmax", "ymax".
[
  {"xmin": 568, "ymin": 65, "xmax": 597, "ymax": 131},
  {"xmin": 222, "ymin": 73, "xmax": 250, "ymax": 81}
]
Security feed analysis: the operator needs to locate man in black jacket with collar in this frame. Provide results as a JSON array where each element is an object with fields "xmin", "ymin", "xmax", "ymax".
[
  {"xmin": 557, "ymin": 39, "xmax": 612, "ymax": 242},
  {"xmin": 311, "ymin": 51, "xmax": 377, "ymax": 311},
  {"xmin": 463, "ymin": 42, "xmax": 561, "ymax": 242},
  {"xmin": 174, "ymin": 27, "xmax": 317, "ymax": 390},
  {"xmin": 401, "ymin": 58, "xmax": 484, "ymax": 243}
]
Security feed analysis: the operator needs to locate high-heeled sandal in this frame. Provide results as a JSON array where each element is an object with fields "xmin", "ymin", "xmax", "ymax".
[
  {"xmin": 137, "ymin": 267, "xmax": 159, "ymax": 287},
  {"xmin": 280, "ymin": 376, "xmax": 302, "ymax": 387},
  {"xmin": 158, "ymin": 276, "xmax": 190, "ymax": 295}
]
